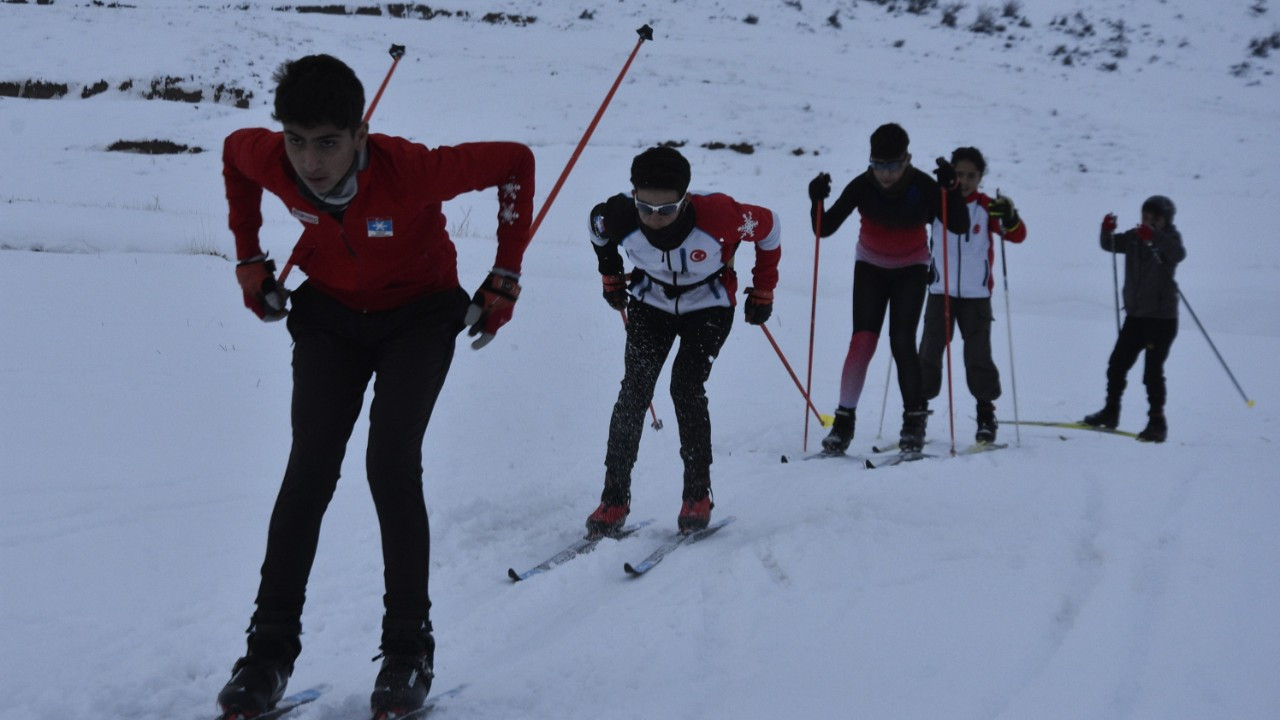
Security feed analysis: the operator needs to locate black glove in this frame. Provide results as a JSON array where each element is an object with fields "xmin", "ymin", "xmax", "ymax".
[
  {"xmin": 602, "ymin": 274, "xmax": 628, "ymax": 311},
  {"xmin": 933, "ymin": 158, "xmax": 957, "ymax": 190},
  {"xmin": 235, "ymin": 255, "xmax": 289, "ymax": 322},
  {"xmin": 808, "ymin": 173, "xmax": 832, "ymax": 202},
  {"xmin": 743, "ymin": 287, "xmax": 773, "ymax": 325},
  {"xmin": 988, "ymin": 194, "xmax": 1021, "ymax": 231}
]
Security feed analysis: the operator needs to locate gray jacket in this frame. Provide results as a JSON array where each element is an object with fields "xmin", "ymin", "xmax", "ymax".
[{"xmin": 1101, "ymin": 224, "xmax": 1186, "ymax": 319}]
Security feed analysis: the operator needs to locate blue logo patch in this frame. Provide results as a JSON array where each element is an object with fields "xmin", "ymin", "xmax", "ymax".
[{"xmin": 367, "ymin": 217, "xmax": 394, "ymax": 237}]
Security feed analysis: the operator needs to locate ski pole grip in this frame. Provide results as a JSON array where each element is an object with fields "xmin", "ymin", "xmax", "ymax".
[
  {"xmin": 637, "ymin": 24, "xmax": 654, "ymax": 41},
  {"xmin": 388, "ymin": 44, "xmax": 406, "ymax": 59}
]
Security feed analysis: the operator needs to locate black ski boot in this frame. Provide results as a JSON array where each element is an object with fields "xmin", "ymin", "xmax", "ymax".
[
  {"xmin": 371, "ymin": 622, "xmax": 435, "ymax": 719},
  {"xmin": 217, "ymin": 619, "xmax": 300, "ymax": 719},
  {"xmin": 899, "ymin": 403, "xmax": 930, "ymax": 453},
  {"xmin": 1082, "ymin": 402, "xmax": 1120, "ymax": 429},
  {"xmin": 821, "ymin": 406, "xmax": 855, "ymax": 454},
  {"xmin": 975, "ymin": 401, "xmax": 998, "ymax": 444},
  {"xmin": 1138, "ymin": 411, "xmax": 1167, "ymax": 443}
]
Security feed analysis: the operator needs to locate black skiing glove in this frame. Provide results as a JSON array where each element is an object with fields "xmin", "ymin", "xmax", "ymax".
[
  {"xmin": 743, "ymin": 287, "xmax": 773, "ymax": 325},
  {"xmin": 933, "ymin": 158, "xmax": 957, "ymax": 190},
  {"xmin": 808, "ymin": 173, "xmax": 832, "ymax": 202},
  {"xmin": 464, "ymin": 269, "xmax": 521, "ymax": 350},
  {"xmin": 602, "ymin": 274, "xmax": 628, "ymax": 311},
  {"xmin": 235, "ymin": 255, "xmax": 289, "ymax": 322},
  {"xmin": 988, "ymin": 194, "xmax": 1021, "ymax": 231}
]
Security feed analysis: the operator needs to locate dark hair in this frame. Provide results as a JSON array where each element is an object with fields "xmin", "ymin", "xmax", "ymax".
[
  {"xmin": 869, "ymin": 123, "xmax": 909, "ymax": 160},
  {"xmin": 1142, "ymin": 195, "xmax": 1176, "ymax": 222},
  {"xmin": 631, "ymin": 146, "xmax": 691, "ymax": 194},
  {"xmin": 950, "ymin": 146, "xmax": 987, "ymax": 175},
  {"xmin": 271, "ymin": 54, "xmax": 365, "ymax": 130}
]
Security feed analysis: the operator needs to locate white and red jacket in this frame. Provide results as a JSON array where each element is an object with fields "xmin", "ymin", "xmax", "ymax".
[
  {"xmin": 927, "ymin": 191, "xmax": 1027, "ymax": 298},
  {"xmin": 590, "ymin": 192, "xmax": 781, "ymax": 315}
]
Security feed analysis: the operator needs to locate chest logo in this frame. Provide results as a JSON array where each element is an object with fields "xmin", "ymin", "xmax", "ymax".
[
  {"xmin": 367, "ymin": 217, "xmax": 394, "ymax": 238},
  {"xmin": 690, "ymin": 249, "xmax": 708, "ymax": 262},
  {"xmin": 974, "ymin": 223, "xmax": 982, "ymax": 233},
  {"xmin": 290, "ymin": 207, "xmax": 320, "ymax": 225}
]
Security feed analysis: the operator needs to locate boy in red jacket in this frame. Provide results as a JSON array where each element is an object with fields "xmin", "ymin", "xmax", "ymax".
[{"xmin": 217, "ymin": 54, "xmax": 534, "ymax": 720}]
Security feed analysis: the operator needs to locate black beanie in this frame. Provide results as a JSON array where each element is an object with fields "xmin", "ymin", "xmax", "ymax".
[
  {"xmin": 869, "ymin": 123, "xmax": 909, "ymax": 160},
  {"xmin": 1141, "ymin": 195, "xmax": 1176, "ymax": 222},
  {"xmin": 631, "ymin": 146, "xmax": 691, "ymax": 194}
]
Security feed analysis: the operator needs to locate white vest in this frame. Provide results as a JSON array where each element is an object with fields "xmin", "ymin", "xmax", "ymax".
[{"xmin": 928, "ymin": 196, "xmax": 995, "ymax": 298}]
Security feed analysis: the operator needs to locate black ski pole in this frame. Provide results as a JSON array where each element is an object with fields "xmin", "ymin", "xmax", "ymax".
[
  {"xmin": 1148, "ymin": 244, "xmax": 1255, "ymax": 408},
  {"xmin": 997, "ymin": 232, "xmax": 1022, "ymax": 446}
]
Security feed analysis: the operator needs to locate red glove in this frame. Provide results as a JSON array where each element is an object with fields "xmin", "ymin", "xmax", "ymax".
[
  {"xmin": 1101, "ymin": 213, "xmax": 1118, "ymax": 234},
  {"xmin": 602, "ymin": 274, "xmax": 627, "ymax": 311},
  {"xmin": 464, "ymin": 269, "xmax": 521, "ymax": 350},
  {"xmin": 235, "ymin": 255, "xmax": 289, "ymax": 322},
  {"xmin": 1136, "ymin": 223, "xmax": 1154, "ymax": 243}
]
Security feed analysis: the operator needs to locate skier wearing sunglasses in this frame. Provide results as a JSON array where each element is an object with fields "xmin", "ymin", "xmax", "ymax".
[{"xmin": 584, "ymin": 146, "xmax": 781, "ymax": 535}]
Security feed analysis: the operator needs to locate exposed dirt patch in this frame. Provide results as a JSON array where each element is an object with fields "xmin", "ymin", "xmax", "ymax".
[
  {"xmin": 0, "ymin": 80, "xmax": 69, "ymax": 98},
  {"xmin": 275, "ymin": 4, "xmax": 536, "ymax": 25},
  {"xmin": 702, "ymin": 141, "xmax": 756, "ymax": 155},
  {"xmin": 106, "ymin": 139, "xmax": 204, "ymax": 155},
  {"xmin": 0, "ymin": 76, "xmax": 253, "ymax": 108}
]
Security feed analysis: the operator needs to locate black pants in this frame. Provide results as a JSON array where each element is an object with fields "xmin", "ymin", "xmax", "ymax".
[
  {"xmin": 605, "ymin": 301, "xmax": 733, "ymax": 500},
  {"xmin": 1105, "ymin": 316, "xmax": 1178, "ymax": 412},
  {"xmin": 252, "ymin": 283, "xmax": 468, "ymax": 646},
  {"xmin": 919, "ymin": 294, "xmax": 1001, "ymax": 403},
  {"xmin": 836, "ymin": 261, "xmax": 929, "ymax": 409}
]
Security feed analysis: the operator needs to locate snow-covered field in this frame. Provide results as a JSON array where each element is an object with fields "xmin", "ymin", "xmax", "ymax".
[{"xmin": 2, "ymin": 1, "xmax": 1278, "ymax": 718}]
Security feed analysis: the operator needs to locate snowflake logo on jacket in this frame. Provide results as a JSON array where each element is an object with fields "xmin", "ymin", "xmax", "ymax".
[{"xmin": 737, "ymin": 212, "xmax": 759, "ymax": 240}]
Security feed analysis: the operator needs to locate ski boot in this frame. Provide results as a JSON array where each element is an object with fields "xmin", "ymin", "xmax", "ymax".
[
  {"xmin": 899, "ymin": 403, "xmax": 930, "ymax": 453},
  {"xmin": 371, "ymin": 624, "xmax": 435, "ymax": 719},
  {"xmin": 1082, "ymin": 402, "xmax": 1120, "ymax": 429},
  {"xmin": 821, "ymin": 406, "xmax": 855, "ymax": 454},
  {"xmin": 586, "ymin": 480, "xmax": 631, "ymax": 538},
  {"xmin": 975, "ymin": 401, "xmax": 998, "ymax": 444},
  {"xmin": 678, "ymin": 493, "xmax": 713, "ymax": 533},
  {"xmin": 217, "ymin": 620, "xmax": 299, "ymax": 719},
  {"xmin": 1137, "ymin": 411, "xmax": 1167, "ymax": 443}
]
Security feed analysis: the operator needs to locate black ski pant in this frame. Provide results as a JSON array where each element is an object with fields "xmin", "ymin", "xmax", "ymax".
[
  {"xmin": 919, "ymin": 293, "xmax": 1002, "ymax": 404},
  {"xmin": 251, "ymin": 283, "xmax": 467, "ymax": 653},
  {"xmin": 836, "ymin": 261, "xmax": 929, "ymax": 411},
  {"xmin": 1104, "ymin": 315, "xmax": 1178, "ymax": 413},
  {"xmin": 604, "ymin": 301, "xmax": 733, "ymax": 501}
]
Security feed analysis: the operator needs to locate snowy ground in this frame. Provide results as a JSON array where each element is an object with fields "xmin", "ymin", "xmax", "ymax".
[{"xmin": 2, "ymin": 1, "xmax": 1278, "ymax": 719}]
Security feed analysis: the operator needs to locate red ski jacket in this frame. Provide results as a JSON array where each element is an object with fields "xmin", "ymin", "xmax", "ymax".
[{"xmin": 224, "ymin": 129, "xmax": 535, "ymax": 312}]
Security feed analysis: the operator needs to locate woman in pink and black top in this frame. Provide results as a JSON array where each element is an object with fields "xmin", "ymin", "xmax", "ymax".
[{"xmin": 808, "ymin": 123, "xmax": 969, "ymax": 454}]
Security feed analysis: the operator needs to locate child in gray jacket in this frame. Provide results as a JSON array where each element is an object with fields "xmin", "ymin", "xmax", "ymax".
[{"xmin": 1082, "ymin": 195, "xmax": 1186, "ymax": 442}]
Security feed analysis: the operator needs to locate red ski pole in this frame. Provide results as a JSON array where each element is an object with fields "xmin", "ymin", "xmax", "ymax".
[
  {"xmin": 760, "ymin": 324, "xmax": 828, "ymax": 425},
  {"xmin": 803, "ymin": 203, "xmax": 822, "ymax": 452},
  {"xmin": 528, "ymin": 25, "xmax": 653, "ymax": 239},
  {"xmin": 938, "ymin": 160, "xmax": 956, "ymax": 457},
  {"xmin": 278, "ymin": 44, "xmax": 406, "ymax": 286}
]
